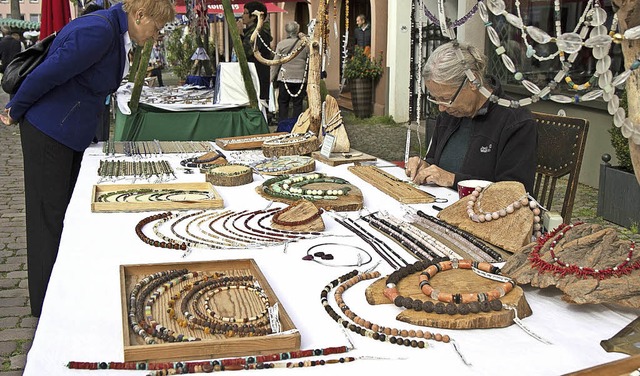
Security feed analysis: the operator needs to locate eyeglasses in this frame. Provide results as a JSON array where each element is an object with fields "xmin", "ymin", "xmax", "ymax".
[{"xmin": 426, "ymin": 77, "xmax": 468, "ymax": 107}]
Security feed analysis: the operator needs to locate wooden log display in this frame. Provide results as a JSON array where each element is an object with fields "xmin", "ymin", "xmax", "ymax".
[
  {"xmin": 251, "ymin": 155, "xmax": 316, "ymax": 176},
  {"xmin": 261, "ymin": 133, "xmax": 319, "ymax": 158},
  {"xmin": 365, "ymin": 269, "xmax": 532, "ymax": 329},
  {"xmin": 204, "ymin": 164, "xmax": 253, "ymax": 186},
  {"xmin": 347, "ymin": 165, "xmax": 435, "ymax": 204},
  {"xmin": 256, "ymin": 173, "xmax": 363, "ymax": 212},
  {"xmin": 438, "ymin": 181, "xmax": 534, "ymax": 253}
]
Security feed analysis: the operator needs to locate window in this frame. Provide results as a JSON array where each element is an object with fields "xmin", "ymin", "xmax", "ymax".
[
  {"xmin": 486, "ymin": 0, "xmax": 623, "ymax": 94},
  {"xmin": 29, "ymin": 0, "xmax": 39, "ymax": 3},
  {"xmin": 29, "ymin": 14, "xmax": 39, "ymax": 23}
]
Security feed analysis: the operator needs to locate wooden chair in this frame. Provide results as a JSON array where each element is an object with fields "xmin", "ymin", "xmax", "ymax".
[{"xmin": 532, "ymin": 112, "xmax": 589, "ymax": 224}]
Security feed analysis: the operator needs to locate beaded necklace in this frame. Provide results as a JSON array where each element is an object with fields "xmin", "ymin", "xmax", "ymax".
[
  {"xmin": 361, "ymin": 214, "xmax": 441, "ymax": 261},
  {"xmin": 321, "ymin": 269, "xmax": 456, "ymax": 352},
  {"xmin": 465, "ymin": 184, "xmax": 542, "ymax": 240},
  {"xmin": 412, "ymin": 209, "xmax": 506, "ymax": 262},
  {"xmin": 423, "ymin": 0, "xmax": 481, "ymax": 28},
  {"xmin": 384, "ymin": 258, "xmax": 512, "ymax": 316},
  {"xmin": 280, "ymin": 53, "xmax": 309, "ymax": 98},
  {"xmin": 528, "ymin": 222, "xmax": 639, "ymax": 279},
  {"xmin": 67, "ymin": 345, "xmax": 352, "ymax": 373},
  {"xmin": 263, "ymin": 173, "xmax": 352, "ymax": 201}
]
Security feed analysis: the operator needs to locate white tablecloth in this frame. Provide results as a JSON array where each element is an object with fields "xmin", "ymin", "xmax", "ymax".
[{"xmin": 23, "ymin": 144, "xmax": 637, "ymax": 375}]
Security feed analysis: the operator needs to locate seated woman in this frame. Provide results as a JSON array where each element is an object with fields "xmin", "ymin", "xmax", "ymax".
[{"xmin": 405, "ymin": 41, "xmax": 537, "ymax": 193}]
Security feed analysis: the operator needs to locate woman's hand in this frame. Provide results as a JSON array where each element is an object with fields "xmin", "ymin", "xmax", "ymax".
[
  {"xmin": 405, "ymin": 156, "xmax": 428, "ymax": 181},
  {"xmin": 0, "ymin": 109, "xmax": 16, "ymax": 126},
  {"xmin": 411, "ymin": 164, "xmax": 455, "ymax": 187}
]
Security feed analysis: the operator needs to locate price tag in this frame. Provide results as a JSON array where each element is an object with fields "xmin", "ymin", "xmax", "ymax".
[{"xmin": 320, "ymin": 134, "xmax": 336, "ymax": 158}]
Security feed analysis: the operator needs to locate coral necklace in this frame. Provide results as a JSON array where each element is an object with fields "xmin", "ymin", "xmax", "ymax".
[{"xmin": 528, "ymin": 223, "xmax": 639, "ymax": 280}]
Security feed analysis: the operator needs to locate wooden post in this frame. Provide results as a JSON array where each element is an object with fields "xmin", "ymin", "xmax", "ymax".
[
  {"xmin": 612, "ymin": 0, "xmax": 640, "ymax": 186},
  {"xmin": 221, "ymin": 0, "xmax": 258, "ymax": 109},
  {"xmin": 129, "ymin": 40, "xmax": 153, "ymax": 113}
]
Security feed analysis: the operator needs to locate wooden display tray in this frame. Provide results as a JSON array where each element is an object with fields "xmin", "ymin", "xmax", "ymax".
[
  {"xmin": 120, "ymin": 259, "xmax": 300, "ymax": 362},
  {"xmin": 365, "ymin": 268, "xmax": 532, "ymax": 329},
  {"xmin": 91, "ymin": 182, "xmax": 223, "ymax": 213},
  {"xmin": 215, "ymin": 132, "xmax": 288, "ymax": 150},
  {"xmin": 311, "ymin": 149, "xmax": 377, "ymax": 166},
  {"xmin": 565, "ymin": 353, "xmax": 640, "ymax": 375},
  {"xmin": 348, "ymin": 165, "xmax": 435, "ymax": 204}
]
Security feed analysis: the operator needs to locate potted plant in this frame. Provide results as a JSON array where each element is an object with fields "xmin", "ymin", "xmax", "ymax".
[
  {"xmin": 597, "ymin": 91, "xmax": 640, "ymax": 228},
  {"xmin": 343, "ymin": 46, "xmax": 384, "ymax": 118}
]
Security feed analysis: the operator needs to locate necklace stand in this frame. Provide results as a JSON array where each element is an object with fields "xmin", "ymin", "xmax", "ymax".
[
  {"xmin": 438, "ymin": 181, "xmax": 533, "ymax": 253},
  {"xmin": 365, "ymin": 269, "xmax": 532, "ymax": 329}
]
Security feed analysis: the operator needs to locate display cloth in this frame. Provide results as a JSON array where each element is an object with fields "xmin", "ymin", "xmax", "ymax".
[
  {"xmin": 113, "ymin": 105, "xmax": 269, "ymax": 141},
  {"xmin": 23, "ymin": 143, "xmax": 636, "ymax": 375}
]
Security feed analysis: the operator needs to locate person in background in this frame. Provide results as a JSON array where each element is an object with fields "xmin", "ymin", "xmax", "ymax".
[
  {"xmin": 354, "ymin": 14, "xmax": 371, "ymax": 56},
  {"xmin": 405, "ymin": 41, "xmax": 537, "ymax": 193},
  {"xmin": 271, "ymin": 21, "xmax": 308, "ymax": 124},
  {"xmin": 0, "ymin": 26, "xmax": 22, "ymax": 74},
  {"xmin": 148, "ymin": 40, "xmax": 166, "ymax": 86},
  {"xmin": 239, "ymin": 1, "xmax": 273, "ymax": 101},
  {"xmin": 0, "ymin": 0, "xmax": 175, "ymax": 317}
]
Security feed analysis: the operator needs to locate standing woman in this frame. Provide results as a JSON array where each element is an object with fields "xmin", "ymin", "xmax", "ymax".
[
  {"xmin": 0, "ymin": 0, "xmax": 175, "ymax": 317},
  {"xmin": 271, "ymin": 21, "xmax": 308, "ymax": 123}
]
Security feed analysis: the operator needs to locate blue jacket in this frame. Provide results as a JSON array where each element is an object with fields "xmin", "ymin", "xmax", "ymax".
[{"xmin": 7, "ymin": 4, "xmax": 128, "ymax": 151}]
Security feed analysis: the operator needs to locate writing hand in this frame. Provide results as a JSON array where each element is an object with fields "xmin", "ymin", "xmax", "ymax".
[
  {"xmin": 404, "ymin": 156, "xmax": 428, "ymax": 181},
  {"xmin": 412, "ymin": 164, "xmax": 455, "ymax": 187}
]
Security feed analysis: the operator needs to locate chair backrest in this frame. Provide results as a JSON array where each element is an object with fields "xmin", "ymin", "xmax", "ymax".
[{"xmin": 532, "ymin": 111, "xmax": 589, "ymax": 224}]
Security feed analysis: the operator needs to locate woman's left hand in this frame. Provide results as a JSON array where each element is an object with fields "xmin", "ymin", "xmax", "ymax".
[{"xmin": 0, "ymin": 109, "xmax": 16, "ymax": 126}]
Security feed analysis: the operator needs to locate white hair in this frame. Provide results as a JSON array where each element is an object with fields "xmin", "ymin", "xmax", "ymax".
[{"xmin": 423, "ymin": 42, "xmax": 487, "ymax": 86}]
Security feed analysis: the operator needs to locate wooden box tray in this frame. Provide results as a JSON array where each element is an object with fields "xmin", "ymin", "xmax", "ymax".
[
  {"xmin": 91, "ymin": 182, "xmax": 223, "ymax": 212},
  {"xmin": 120, "ymin": 259, "xmax": 301, "ymax": 362},
  {"xmin": 215, "ymin": 132, "xmax": 288, "ymax": 150}
]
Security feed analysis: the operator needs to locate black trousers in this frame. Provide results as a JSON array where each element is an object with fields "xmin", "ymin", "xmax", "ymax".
[
  {"xmin": 20, "ymin": 120, "xmax": 83, "ymax": 317},
  {"xmin": 277, "ymin": 81, "xmax": 306, "ymax": 122}
]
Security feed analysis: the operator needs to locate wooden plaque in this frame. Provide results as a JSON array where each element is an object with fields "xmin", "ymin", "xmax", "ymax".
[
  {"xmin": 215, "ymin": 132, "xmax": 288, "ymax": 150},
  {"xmin": 91, "ymin": 182, "xmax": 223, "ymax": 213},
  {"xmin": 348, "ymin": 165, "xmax": 435, "ymax": 204},
  {"xmin": 365, "ymin": 268, "xmax": 532, "ymax": 329},
  {"xmin": 120, "ymin": 259, "xmax": 300, "ymax": 362}
]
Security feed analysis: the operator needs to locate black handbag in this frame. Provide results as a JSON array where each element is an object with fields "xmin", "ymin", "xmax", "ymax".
[{"xmin": 1, "ymin": 33, "xmax": 56, "ymax": 94}]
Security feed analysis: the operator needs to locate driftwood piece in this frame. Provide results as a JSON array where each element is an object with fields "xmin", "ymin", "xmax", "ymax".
[
  {"xmin": 270, "ymin": 200, "xmax": 325, "ymax": 232},
  {"xmin": 502, "ymin": 223, "xmax": 640, "ymax": 309},
  {"xmin": 365, "ymin": 270, "xmax": 532, "ymax": 329},
  {"xmin": 317, "ymin": 95, "xmax": 350, "ymax": 153},
  {"xmin": 438, "ymin": 181, "xmax": 533, "ymax": 253}
]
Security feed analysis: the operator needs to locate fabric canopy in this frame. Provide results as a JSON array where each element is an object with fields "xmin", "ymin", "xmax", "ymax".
[
  {"xmin": 40, "ymin": 0, "xmax": 71, "ymax": 39},
  {"xmin": 175, "ymin": 3, "xmax": 287, "ymax": 15}
]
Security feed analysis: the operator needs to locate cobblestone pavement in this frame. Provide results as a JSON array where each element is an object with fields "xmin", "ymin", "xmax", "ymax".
[
  {"xmin": 0, "ymin": 92, "xmax": 636, "ymax": 375},
  {"xmin": 0, "ymin": 89, "xmax": 35, "ymax": 376}
]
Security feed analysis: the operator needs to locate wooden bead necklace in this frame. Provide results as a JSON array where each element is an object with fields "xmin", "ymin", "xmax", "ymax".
[
  {"xmin": 263, "ymin": 173, "xmax": 352, "ymax": 201},
  {"xmin": 333, "ymin": 270, "xmax": 453, "ymax": 347},
  {"xmin": 362, "ymin": 214, "xmax": 441, "ymax": 261},
  {"xmin": 528, "ymin": 222, "xmax": 639, "ymax": 279},
  {"xmin": 66, "ymin": 345, "xmax": 350, "ymax": 372},
  {"xmin": 383, "ymin": 259, "xmax": 512, "ymax": 316}
]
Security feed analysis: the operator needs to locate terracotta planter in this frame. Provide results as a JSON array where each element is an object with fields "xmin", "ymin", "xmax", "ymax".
[{"xmin": 350, "ymin": 78, "xmax": 373, "ymax": 118}]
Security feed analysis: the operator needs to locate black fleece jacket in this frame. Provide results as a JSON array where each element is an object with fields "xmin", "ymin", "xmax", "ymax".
[{"xmin": 425, "ymin": 78, "xmax": 537, "ymax": 193}]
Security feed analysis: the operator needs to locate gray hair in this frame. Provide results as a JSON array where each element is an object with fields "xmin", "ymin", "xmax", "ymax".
[
  {"xmin": 423, "ymin": 42, "xmax": 487, "ymax": 86},
  {"xmin": 285, "ymin": 21, "xmax": 300, "ymax": 38}
]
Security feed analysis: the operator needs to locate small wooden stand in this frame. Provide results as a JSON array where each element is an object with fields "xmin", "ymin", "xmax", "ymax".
[
  {"xmin": 252, "ymin": 156, "xmax": 316, "ymax": 176},
  {"xmin": 205, "ymin": 164, "xmax": 253, "ymax": 186},
  {"xmin": 365, "ymin": 269, "xmax": 532, "ymax": 329},
  {"xmin": 311, "ymin": 149, "xmax": 377, "ymax": 166},
  {"xmin": 271, "ymin": 200, "xmax": 325, "ymax": 232}
]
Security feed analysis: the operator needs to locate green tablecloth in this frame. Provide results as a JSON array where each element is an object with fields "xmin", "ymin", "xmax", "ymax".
[{"xmin": 113, "ymin": 104, "xmax": 269, "ymax": 141}]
